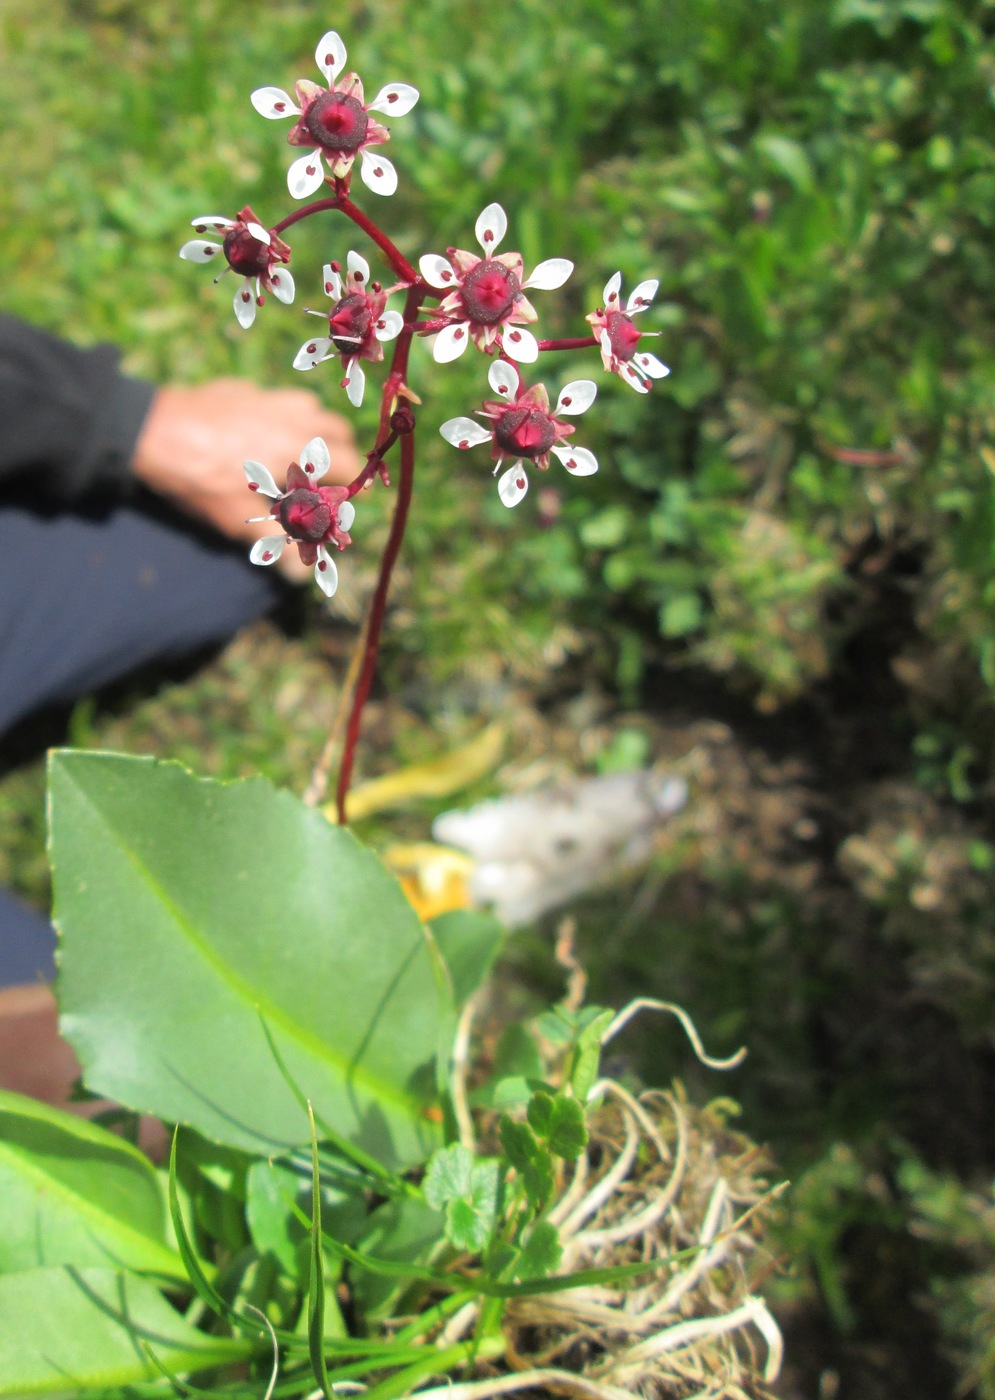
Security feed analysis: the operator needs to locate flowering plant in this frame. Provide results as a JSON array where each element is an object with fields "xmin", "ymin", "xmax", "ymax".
[
  {"xmin": 10, "ymin": 28, "xmax": 781, "ymax": 1400},
  {"xmin": 179, "ymin": 27, "xmax": 670, "ymax": 823}
]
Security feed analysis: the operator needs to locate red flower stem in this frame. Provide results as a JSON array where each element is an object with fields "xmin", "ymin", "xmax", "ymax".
[
  {"xmin": 335, "ymin": 428, "xmax": 415, "ymax": 824},
  {"xmin": 536, "ymin": 335, "xmax": 599, "ymax": 351},
  {"xmin": 271, "ymin": 197, "xmax": 341, "ymax": 236},
  {"xmin": 271, "ymin": 189, "xmax": 417, "ymax": 283}
]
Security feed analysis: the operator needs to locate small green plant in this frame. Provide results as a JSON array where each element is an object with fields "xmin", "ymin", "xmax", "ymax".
[{"xmin": 0, "ymin": 751, "xmax": 782, "ymax": 1398}]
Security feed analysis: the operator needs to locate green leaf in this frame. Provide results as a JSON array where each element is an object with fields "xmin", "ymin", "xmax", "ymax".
[
  {"xmin": 516, "ymin": 1221, "xmax": 562, "ymax": 1280},
  {"xmin": 246, "ymin": 1158, "xmax": 306, "ymax": 1278},
  {"xmin": 428, "ymin": 909, "xmax": 503, "ymax": 1006},
  {"xmin": 498, "ymin": 1118, "xmax": 538, "ymax": 1176},
  {"xmin": 350, "ymin": 1196, "xmax": 443, "ymax": 1322},
  {"xmin": 755, "ymin": 134, "xmax": 815, "ymax": 193},
  {"xmin": 498, "ymin": 1117, "xmax": 553, "ymax": 1209},
  {"xmin": 423, "ymin": 1144, "xmax": 499, "ymax": 1253},
  {"xmin": 569, "ymin": 1008, "xmax": 614, "ymax": 1102},
  {"xmin": 526, "ymin": 1092, "xmax": 587, "ymax": 1163},
  {"xmin": 445, "ymin": 1159, "xmax": 500, "ymax": 1253},
  {"xmin": 0, "ymin": 1266, "xmax": 251, "ymax": 1395},
  {"xmin": 0, "ymin": 1089, "xmax": 182, "ymax": 1278},
  {"xmin": 423, "ymin": 1142, "xmax": 473, "ymax": 1208},
  {"xmin": 49, "ymin": 752, "xmax": 449, "ymax": 1170}
]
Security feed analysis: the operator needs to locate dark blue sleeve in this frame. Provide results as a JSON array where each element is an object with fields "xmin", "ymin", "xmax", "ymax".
[{"xmin": 0, "ymin": 315, "xmax": 156, "ymax": 499}]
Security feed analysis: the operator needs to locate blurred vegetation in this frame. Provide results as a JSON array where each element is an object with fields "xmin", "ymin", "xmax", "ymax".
[{"xmin": 4, "ymin": 0, "xmax": 995, "ymax": 1394}]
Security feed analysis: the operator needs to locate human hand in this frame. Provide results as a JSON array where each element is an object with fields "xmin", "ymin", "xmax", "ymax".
[{"xmin": 131, "ymin": 379, "xmax": 358, "ymax": 581}]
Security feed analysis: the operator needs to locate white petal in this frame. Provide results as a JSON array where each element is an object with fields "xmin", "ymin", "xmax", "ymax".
[
  {"xmin": 269, "ymin": 267, "xmax": 295, "ymax": 304},
  {"xmin": 497, "ymin": 462, "xmax": 529, "ymax": 507},
  {"xmin": 432, "ymin": 321, "xmax": 471, "ymax": 363},
  {"xmin": 555, "ymin": 380, "xmax": 598, "ymax": 416},
  {"xmin": 314, "ymin": 31, "xmax": 347, "ymax": 84},
  {"xmin": 251, "ymin": 86, "xmax": 300, "ymax": 119},
  {"xmin": 603, "ymin": 271, "xmax": 622, "ymax": 307},
  {"xmin": 523, "ymin": 257, "xmax": 573, "ymax": 291},
  {"xmin": 626, "ymin": 278, "xmax": 659, "ymax": 313},
  {"xmin": 375, "ymin": 309, "xmax": 404, "ymax": 342},
  {"xmin": 475, "ymin": 202, "xmax": 507, "ymax": 253},
  {"xmin": 178, "ymin": 239, "xmax": 222, "ymax": 262},
  {"xmin": 501, "ymin": 326, "xmax": 539, "ymax": 363},
  {"xmin": 322, "ymin": 263, "xmax": 343, "ymax": 300},
  {"xmin": 619, "ymin": 361, "xmax": 651, "ymax": 393},
  {"xmin": 233, "ymin": 280, "xmax": 257, "ymax": 328},
  {"xmin": 300, "ymin": 436, "xmax": 331, "ymax": 481},
  {"xmin": 250, "ymin": 536, "xmax": 286, "ymax": 565},
  {"xmin": 440, "ymin": 417, "xmax": 493, "ymax": 449},
  {"xmin": 359, "ymin": 149, "xmax": 398, "ymax": 196},
  {"xmin": 314, "ymin": 545, "xmax": 339, "ymax": 597},
  {"xmin": 634, "ymin": 351, "xmax": 670, "ymax": 379},
  {"xmin": 189, "ymin": 216, "xmax": 234, "ymax": 232},
  {"xmin": 243, "ymin": 460, "xmax": 282, "ymax": 498},
  {"xmin": 343, "ymin": 359, "xmax": 366, "ymax": 407},
  {"xmin": 487, "ymin": 360, "xmax": 519, "ymax": 399},
  {"xmin": 338, "ymin": 500, "xmax": 356, "ymax": 532},
  {"xmin": 346, "ymin": 249, "xmax": 370, "ymax": 287},
  {"xmin": 551, "ymin": 444, "xmax": 599, "ymax": 476},
  {"xmin": 418, "ymin": 254, "xmax": 456, "ymax": 290},
  {"xmin": 244, "ymin": 222, "xmax": 269, "ymax": 245},
  {"xmin": 288, "ymin": 150, "xmax": 326, "ymax": 200},
  {"xmin": 293, "ymin": 336, "xmax": 333, "ymax": 370},
  {"xmin": 366, "ymin": 82, "xmax": 420, "ymax": 117}
]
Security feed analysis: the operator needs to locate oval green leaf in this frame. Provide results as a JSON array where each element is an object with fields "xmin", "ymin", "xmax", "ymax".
[{"xmin": 48, "ymin": 753, "xmax": 448, "ymax": 1170}]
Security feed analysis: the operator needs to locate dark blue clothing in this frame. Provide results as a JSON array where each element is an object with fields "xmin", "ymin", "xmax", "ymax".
[{"xmin": 0, "ymin": 318, "xmax": 278, "ymax": 985}]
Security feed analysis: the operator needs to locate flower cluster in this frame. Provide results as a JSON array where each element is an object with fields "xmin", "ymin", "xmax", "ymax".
[{"xmin": 178, "ymin": 28, "xmax": 671, "ymax": 599}]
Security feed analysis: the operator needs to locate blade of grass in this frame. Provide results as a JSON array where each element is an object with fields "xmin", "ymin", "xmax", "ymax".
[
  {"xmin": 307, "ymin": 1101, "xmax": 334, "ymax": 1400},
  {"xmin": 261, "ymin": 1016, "xmax": 418, "ymax": 1198}
]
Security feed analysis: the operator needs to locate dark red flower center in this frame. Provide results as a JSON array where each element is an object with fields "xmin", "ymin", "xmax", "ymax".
[
  {"xmin": 328, "ymin": 291, "xmax": 373, "ymax": 354},
  {"xmin": 461, "ymin": 261, "xmax": 521, "ymax": 325},
  {"xmin": 278, "ymin": 488, "xmax": 332, "ymax": 542},
  {"xmin": 305, "ymin": 92, "xmax": 369, "ymax": 154},
  {"xmin": 223, "ymin": 226, "xmax": 271, "ymax": 277},
  {"xmin": 494, "ymin": 406, "xmax": 556, "ymax": 459},
  {"xmin": 606, "ymin": 310, "xmax": 641, "ymax": 362}
]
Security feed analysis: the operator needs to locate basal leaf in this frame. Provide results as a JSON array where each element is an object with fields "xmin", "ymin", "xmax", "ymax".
[
  {"xmin": 0, "ymin": 1266, "xmax": 251, "ymax": 1395},
  {"xmin": 0, "ymin": 1089, "xmax": 181, "ymax": 1278},
  {"xmin": 49, "ymin": 752, "xmax": 449, "ymax": 1170}
]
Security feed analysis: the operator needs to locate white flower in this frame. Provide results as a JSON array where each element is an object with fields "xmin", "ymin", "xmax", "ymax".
[
  {"xmin": 244, "ymin": 437, "xmax": 355, "ymax": 597},
  {"xmin": 251, "ymin": 31, "xmax": 418, "ymax": 199},
  {"xmin": 418, "ymin": 203, "xmax": 573, "ymax": 365},
  {"xmin": 440, "ymin": 360, "xmax": 598, "ymax": 508},
  {"xmin": 586, "ymin": 272, "xmax": 669, "ymax": 393},
  {"xmin": 179, "ymin": 208, "xmax": 294, "ymax": 329},
  {"xmin": 291, "ymin": 251, "xmax": 403, "ymax": 407}
]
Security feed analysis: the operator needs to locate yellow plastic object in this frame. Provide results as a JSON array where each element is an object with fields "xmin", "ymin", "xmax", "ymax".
[
  {"xmin": 382, "ymin": 842, "xmax": 475, "ymax": 922},
  {"xmin": 324, "ymin": 722, "xmax": 505, "ymax": 823}
]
